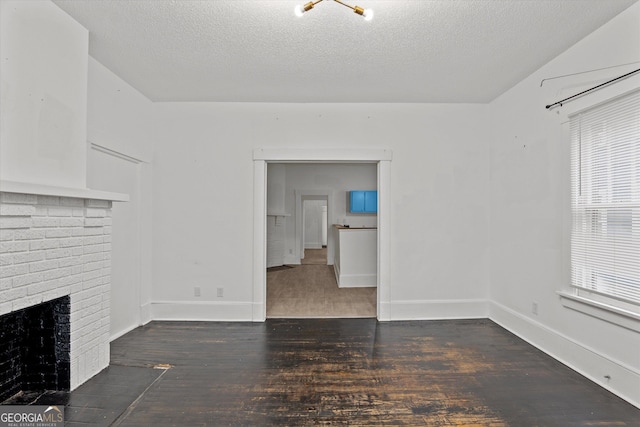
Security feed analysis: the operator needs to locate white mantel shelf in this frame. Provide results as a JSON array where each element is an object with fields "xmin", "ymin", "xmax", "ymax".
[{"xmin": 0, "ymin": 180, "xmax": 129, "ymax": 202}]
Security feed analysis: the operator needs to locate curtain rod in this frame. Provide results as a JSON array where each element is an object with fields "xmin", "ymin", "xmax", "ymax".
[{"xmin": 545, "ymin": 68, "xmax": 640, "ymax": 110}]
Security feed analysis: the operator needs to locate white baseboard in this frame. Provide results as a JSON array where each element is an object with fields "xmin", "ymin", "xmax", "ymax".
[
  {"xmin": 337, "ymin": 273, "xmax": 377, "ymax": 288},
  {"xmin": 110, "ymin": 323, "xmax": 140, "ymax": 342},
  {"xmin": 150, "ymin": 301, "xmax": 254, "ymax": 321},
  {"xmin": 489, "ymin": 301, "xmax": 640, "ymax": 409},
  {"xmin": 283, "ymin": 255, "xmax": 301, "ymax": 265},
  {"xmin": 140, "ymin": 302, "xmax": 152, "ymax": 325},
  {"xmin": 389, "ymin": 299, "xmax": 489, "ymax": 320}
]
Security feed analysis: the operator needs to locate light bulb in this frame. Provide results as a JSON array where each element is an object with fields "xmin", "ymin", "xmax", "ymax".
[
  {"xmin": 294, "ymin": 5, "xmax": 305, "ymax": 17},
  {"xmin": 363, "ymin": 8, "xmax": 373, "ymax": 21}
]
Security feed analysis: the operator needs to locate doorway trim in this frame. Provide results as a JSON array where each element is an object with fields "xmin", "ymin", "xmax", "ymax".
[{"xmin": 252, "ymin": 148, "xmax": 392, "ymax": 321}]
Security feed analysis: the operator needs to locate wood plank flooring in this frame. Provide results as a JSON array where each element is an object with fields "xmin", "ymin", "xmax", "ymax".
[{"xmin": 64, "ymin": 319, "xmax": 639, "ymax": 426}]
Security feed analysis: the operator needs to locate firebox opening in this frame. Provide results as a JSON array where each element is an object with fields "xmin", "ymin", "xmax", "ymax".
[{"xmin": 0, "ymin": 296, "xmax": 71, "ymax": 403}]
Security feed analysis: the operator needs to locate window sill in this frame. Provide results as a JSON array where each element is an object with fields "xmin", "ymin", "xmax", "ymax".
[{"xmin": 558, "ymin": 291, "xmax": 640, "ymax": 333}]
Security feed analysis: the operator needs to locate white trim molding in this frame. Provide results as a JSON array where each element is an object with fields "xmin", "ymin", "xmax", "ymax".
[
  {"xmin": 253, "ymin": 147, "xmax": 393, "ymax": 162},
  {"xmin": 253, "ymin": 147, "xmax": 393, "ymax": 321},
  {"xmin": 0, "ymin": 180, "xmax": 129, "ymax": 202},
  {"xmin": 150, "ymin": 301, "xmax": 254, "ymax": 322},
  {"xmin": 490, "ymin": 301, "xmax": 640, "ymax": 409},
  {"xmin": 558, "ymin": 291, "xmax": 640, "ymax": 333},
  {"xmin": 389, "ymin": 299, "xmax": 489, "ymax": 320}
]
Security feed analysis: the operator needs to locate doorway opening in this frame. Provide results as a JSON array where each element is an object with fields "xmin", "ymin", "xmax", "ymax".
[
  {"xmin": 253, "ymin": 148, "xmax": 392, "ymax": 322},
  {"xmin": 301, "ymin": 198, "xmax": 328, "ymax": 264}
]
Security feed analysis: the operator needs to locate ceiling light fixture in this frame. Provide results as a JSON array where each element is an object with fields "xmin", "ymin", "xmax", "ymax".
[{"xmin": 294, "ymin": 0, "xmax": 373, "ymax": 21}]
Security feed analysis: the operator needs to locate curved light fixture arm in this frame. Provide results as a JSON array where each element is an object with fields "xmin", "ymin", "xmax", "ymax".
[{"xmin": 333, "ymin": 0, "xmax": 356, "ymax": 11}]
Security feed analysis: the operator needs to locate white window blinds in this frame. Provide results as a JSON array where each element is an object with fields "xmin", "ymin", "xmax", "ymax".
[{"xmin": 570, "ymin": 89, "xmax": 640, "ymax": 305}]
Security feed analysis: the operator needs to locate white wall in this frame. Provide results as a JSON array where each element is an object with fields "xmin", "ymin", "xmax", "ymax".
[
  {"xmin": 150, "ymin": 103, "xmax": 491, "ymax": 320},
  {"xmin": 0, "ymin": 0, "xmax": 88, "ymax": 189},
  {"xmin": 488, "ymin": 2, "xmax": 640, "ymax": 407},
  {"xmin": 86, "ymin": 58, "xmax": 154, "ymax": 339}
]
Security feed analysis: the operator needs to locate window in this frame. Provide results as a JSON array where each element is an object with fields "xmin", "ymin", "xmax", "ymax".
[{"xmin": 569, "ymin": 89, "xmax": 640, "ymax": 312}]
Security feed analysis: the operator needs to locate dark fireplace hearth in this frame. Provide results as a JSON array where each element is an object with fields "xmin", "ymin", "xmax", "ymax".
[{"xmin": 0, "ymin": 296, "xmax": 70, "ymax": 403}]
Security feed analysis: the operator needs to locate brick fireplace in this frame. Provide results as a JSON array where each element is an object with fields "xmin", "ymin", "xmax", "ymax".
[{"xmin": 0, "ymin": 190, "xmax": 115, "ymax": 399}]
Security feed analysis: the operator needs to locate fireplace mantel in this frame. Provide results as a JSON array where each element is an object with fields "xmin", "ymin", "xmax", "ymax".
[{"xmin": 0, "ymin": 180, "xmax": 129, "ymax": 202}]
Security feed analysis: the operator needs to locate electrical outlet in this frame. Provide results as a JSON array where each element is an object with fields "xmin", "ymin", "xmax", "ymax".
[
  {"xmin": 289, "ymin": 249, "xmax": 293, "ymax": 254},
  {"xmin": 532, "ymin": 302, "xmax": 538, "ymax": 315},
  {"xmin": 217, "ymin": 287, "xmax": 224, "ymax": 298},
  {"xmin": 194, "ymin": 287, "xmax": 201, "ymax": 297}
]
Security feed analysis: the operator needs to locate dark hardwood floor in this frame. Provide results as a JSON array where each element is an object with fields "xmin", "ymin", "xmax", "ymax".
[{"xmin": 65, "ymin": 319, "xmax": 638, "ymax": 426}]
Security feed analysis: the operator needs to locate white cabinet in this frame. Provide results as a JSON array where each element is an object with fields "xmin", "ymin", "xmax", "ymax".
[{"xmin": 333, "ymin": 225, "xmax": 377, "ymax": 288}]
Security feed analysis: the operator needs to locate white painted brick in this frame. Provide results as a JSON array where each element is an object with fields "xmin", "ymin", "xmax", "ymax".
[
  {"xmin": 81, "ymin": 253, "xmax": 103, "ymax": 264},
  {"xmin": 82, "ymin": 274, "xmax": 103, "ymax": 288},
  {"xmin": 43, "ymin": 266, "xmax": 72, "ymax": 281},
  {"xmin": 0, "ymin": 230, "xmax": 14, "ymax": 241},
  {"xmin": 37, "ymin": 195, "xmax": 60, "ymax": 205},
  {"xmin": 0, "ymin": 287, "xmax": 27, "ymax": 303},
  {"xmin": 0, "ymin": 263, "xmax": 29, "ymax": 278},
  {"xmin": 48, "ymin": 206, "xmax": 74, "ymax": 217},
  {"xmin": 82, "ymin": 295, "xmax": 102, "ymax": 310},
  {"xmin": 84, "ymin": 217, "xmax": 106, "ymax": 227},
  {"xmin": 82, "ymin": 227, "xmax": 104, "ymax": 236},
  {"xmin": 59, "ymin": 273, "xmax": 82, "ymax": 287},
  {"xmin": 45, "ymin": 247, "xmax": 73, "ymax": 259},
  {"xmin": 0, "ymin": 254, "xmax": 13, "ymax": 266},
  {"xmin": 15, "ymin": 229, "xmax": 46, "ymax": 240},
  {"xmin": 84, "ymin": 244, "xmax": 105, "ymax": 255},
  {"xmin": 60, "ymin": 217, "xmax": 84, "ymax": 227},
  {"xmin": 12, "ymin": 272, "xmax": 44, "ymax": 288},
  {"xmin": 85, "ymin": 199, "xmax": 112, "ymax": 209},
  {"xmin": 83, "ymin": 261, "xmax": 104, "ymax": 273},
  {"xmin": 0, "ymin": 204, "xmax": 36, "ymax": 216},
  {"xmin": 46, "ymin": 228, "xmax": 75, "ymax": 239},
  {"xmin": 27, "ymin": 280, "xmax": 59, "ymax": 296},
  {"xmin": 0, "ymin": 241, "xmax": 29, "ymax": 253},
  {"xmin": 70, "ymin": 282, "xmax": 84, "ymax": 294},
  {"xmin": 29, "ymin": 259, "xmax": 59, "ymax": 273},
  {"xmin": 0, "ymin": 278, "xmax": 11, "ymax": 290},
  {"xmin": 0, "ymin": 216, "xmax": 32, "ymax": 229},
  {"xmin": 59, "ymin": 256, "xmax": 82, "ymax": 268},
  {"xmin": 83, "ymin": 236, "xmax": 104, "ymax": 246},
  {"xmin": 85, "ymin": 208, "xmax": 107, "ymax": 218},
  {"xmin": 33, "ymin": 206, "xmax": 49, "ymax": 216},
  {"xmin": 13, "ymin": 251, "xmax": 45, "ymax": 264},
  {"xmin": 12, "ymin": 295, "xmax": 44, "ymax": 312},
  {"xmin": 60, "ymin": 197, "xmax": 84, "ymax": 207},
  {"xmin": 41, "ymin": 286, "xmax": 71, "ymax": 303},
  {"xmin": 30, "ymin": 239, "xmax": 59, "ymax": 250},
  {"xmin": 2, "ymin": 191, "xmax": 115, "ymax": 393},
  {"xmin": 0, "ymin": 301, "xmax": 12, "ymax": 316},
  {"xmin": 32, "ymin": 217, "xmax": 59, "ymax": 228},
  {"xmin": 0, "ymin": 193, "xmax": 38, "ymax": 204},
  {"xmin": 60, "ymin": 235, "xmax": 84, "ymax": 247}
]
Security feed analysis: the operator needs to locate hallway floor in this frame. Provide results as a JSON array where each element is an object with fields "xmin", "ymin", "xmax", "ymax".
[{"xmin": 267, "ymin": 248, "xmax": 376, "ymax": 318}]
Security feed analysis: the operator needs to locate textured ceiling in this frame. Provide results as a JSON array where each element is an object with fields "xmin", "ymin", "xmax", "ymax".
[{"xmin": 52, "ymin": 0, "xmax": 638, "ymax": 103}]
